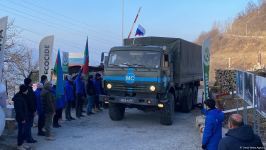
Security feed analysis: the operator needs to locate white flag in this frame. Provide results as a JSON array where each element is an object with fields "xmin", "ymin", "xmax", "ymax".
[
  {"xmin": 0, "ymin": 16, "xmax": 7, "ymax": 82},
  {"xmin": 62, "ymin": 52, "xmax": 69, "ymax": 73},
  {"xmin": 39, "ymin": 35, "xmax": 54, "ymax": 81}
]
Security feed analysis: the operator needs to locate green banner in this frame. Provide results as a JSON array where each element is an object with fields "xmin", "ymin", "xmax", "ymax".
[
  {"xmin": 202, "ymin": 39, "xmax": 210, "ymax": 100},
  {"xmin": 62, "ymin": 52, "xmax": 69, "ymax": 73}
]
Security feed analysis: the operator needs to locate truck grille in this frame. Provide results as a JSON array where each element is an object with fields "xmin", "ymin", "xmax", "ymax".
[{"xmin": 110, "ymin": 82, "xmax": 149, "ymax": 93}]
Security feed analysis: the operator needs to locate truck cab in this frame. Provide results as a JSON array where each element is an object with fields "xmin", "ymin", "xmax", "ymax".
[{"xmin": 102, "ymin": 45, "xmax": 174, "ymax": 125}]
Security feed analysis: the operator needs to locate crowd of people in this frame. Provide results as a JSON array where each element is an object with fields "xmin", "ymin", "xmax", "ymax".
[
  {"xmin": 201, "ymin": 99, "xmax": 264, "ymax": 150},
  {"xmin": 11, "ymin": 70, "xmax": 266, "ymax": 150},
  {"xmin": 12, "ymin": 69, "xmax": 104, "ymax": 150}
]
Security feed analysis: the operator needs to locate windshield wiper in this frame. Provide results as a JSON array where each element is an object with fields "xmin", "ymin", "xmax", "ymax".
[
  {"xmin": 132, "ymin": 64, "xmax": 146, "ymax": 68},
  {"xmin": 109, "ymin": 64, "xmax": 119, "ymax": 67},
  {"xmin": 118, "ymin": 63, "xmax": 131, "ymax": 67}
]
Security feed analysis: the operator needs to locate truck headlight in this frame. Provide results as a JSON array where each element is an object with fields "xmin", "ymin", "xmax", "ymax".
[
  {"xmin": 107, "ymin": 83, "xmax": 112, "ymax": 89},
  {"xmin": 150, "ymin": 85, "xmax": 156, "ymax": 92}
]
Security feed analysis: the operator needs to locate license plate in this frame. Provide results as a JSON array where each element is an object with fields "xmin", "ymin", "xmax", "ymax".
[{"xmin": 120, "ymin": 98, "xmax": 134, "ymax": 103}]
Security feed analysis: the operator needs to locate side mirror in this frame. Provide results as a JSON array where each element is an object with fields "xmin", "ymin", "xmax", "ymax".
[
  {"xmin": 104, "ymin": 56, "xmax": 109, "ymax": 66},
  {"xmin": 101, "ymin": 52, "xmax": 105, "ymax": 63},
  {"xmin": 164, "ymin": 54, "xmax": 169, "ymax": 67}
]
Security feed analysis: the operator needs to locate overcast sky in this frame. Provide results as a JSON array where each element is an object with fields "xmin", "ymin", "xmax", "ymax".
[{"xmin": 0, "ymin": 0, "xmax": 257, "ymax": 65}]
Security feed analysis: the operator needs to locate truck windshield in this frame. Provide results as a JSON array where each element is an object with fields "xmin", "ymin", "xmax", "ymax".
[{"xmin": 108, "ymin": 51, "xmax": 161, "ymax": 69}]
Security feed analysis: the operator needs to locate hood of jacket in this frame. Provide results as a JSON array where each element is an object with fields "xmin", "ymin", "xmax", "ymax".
[{"xmin": 226, "ymin": 125, "xmax": 256, "ymax": 142}]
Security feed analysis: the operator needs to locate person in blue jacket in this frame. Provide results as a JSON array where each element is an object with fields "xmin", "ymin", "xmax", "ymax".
[
  {"xmin": 65, "ymin": 75, "xmax": 75, "ymax": 121},
  {"xmin": 93, "ymin": 73, "xmax": 104, "ymax": 111},
  {"xmin": 75, "ymin": 69, "xmax": 86, "ymax": 118},
  {"xmin": 52, "ymin": 84, "xmax": 65, "ymax": 128},
  {"xmin": 202, "ymin": 99, "xmax": 224, "ymax": 150},
  {"xmin": 34, "ymin": 83, "xmax": 45, "ymax": 136}
]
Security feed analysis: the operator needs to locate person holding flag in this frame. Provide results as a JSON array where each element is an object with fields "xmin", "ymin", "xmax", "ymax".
[
  {"xmin": 74, "ymin": 37, "xmax": 88, "ymax": 118},
  {"xmin": 53, "ymin": 50, "xmax": 65, "ymax": 128}
]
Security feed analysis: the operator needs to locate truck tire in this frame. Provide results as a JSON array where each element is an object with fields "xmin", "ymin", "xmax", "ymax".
[
  {"xmin": 109, "ymin": 103, "xmax": 125, "ymax": 121},
  {"xmin": 160, "ymin": 93, "xmax": 175, "ymax": 125},
  {"xmin": 181, "ymin": 87, "xmax": 193, "ymax": 113},
  {"xmin": 192, "ymin": 86, "xmax": 198, "ymax": 108}
]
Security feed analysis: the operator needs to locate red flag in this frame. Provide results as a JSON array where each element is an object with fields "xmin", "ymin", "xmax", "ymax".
[{"xmin": 82, "ymin": 37, "xmax": 89, "ymax": 74}]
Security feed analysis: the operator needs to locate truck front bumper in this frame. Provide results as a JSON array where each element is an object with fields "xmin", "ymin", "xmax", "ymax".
[{"xmin": 99, "ymin": 95, "xmax": 158, "ymax": 106}]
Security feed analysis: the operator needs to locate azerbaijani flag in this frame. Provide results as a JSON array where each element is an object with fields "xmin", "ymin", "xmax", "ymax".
[
  {"xmin": 82, "ymin": 37, "xmax": 89, "ymax": 75},
  {"xmin": 54, "ymin": 49, "xmax": 64, "ymax": 99}
]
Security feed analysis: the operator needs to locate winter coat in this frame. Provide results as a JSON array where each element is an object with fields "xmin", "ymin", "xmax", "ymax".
[
  {"xmin": 13, "ymin": 92, "xmax": 29, "ymax": 122},
  {"xmin": 65, "ymin": 80, "xmax": 74, "ymax": 102},
  {"xmin": 25, "ymin": 85, "xmax": 36, "ymax": 114},
  {"xmin": 34, "ymin": 88, "xmax": 43, "ymax": 115},
  {"xmin": 41, "ymin": 83, "xmax": 55, "ymax": 115},
  {"xmin": 75, "ymin": 71, "xmax": 85, "ymax": 95},
  {"xmin": 218, "ymin": 125, "xmax": 264, "ymax": 150},
  {"xmin": 202, "ymin": 108, "xmax": 224, "ymax": 150},
  {"xmin": 93, "ymin": 79, "xmax": 103, "ymax": 96},
  {"xmin": 87, "ymin": 80, "xmax": 96, "ymax": 96}
]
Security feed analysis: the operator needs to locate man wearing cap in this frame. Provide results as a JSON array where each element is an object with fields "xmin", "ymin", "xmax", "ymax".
[
  {"xmin": 24, "ymin": 78, "xmax": 37, "ymax": 143},
  {"xmin": 218, "ymin": 114, "xmax": 263, "ymax": 150},
  {"xmin": 13, "ymin": 85, "xmax": 31, "ymax": 150},
  {"xmin": 202, "ymin": 99, "xmax": 224, "ymax": 150}
]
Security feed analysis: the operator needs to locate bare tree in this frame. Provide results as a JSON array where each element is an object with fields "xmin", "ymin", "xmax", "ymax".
[{"xmin": 3, "ymin": 20, "xmax": 38, "ymax": 97}]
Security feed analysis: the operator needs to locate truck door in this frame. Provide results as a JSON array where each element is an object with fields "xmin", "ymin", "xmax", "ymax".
[{"xmin": 161, "ymin": 53, "xmax": 170, "ymax": 89}]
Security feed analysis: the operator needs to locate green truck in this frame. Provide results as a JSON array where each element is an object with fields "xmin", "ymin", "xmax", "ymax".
[{"xmin": 101, "ymin": 37, "xmax": 202, "ymax": 125}]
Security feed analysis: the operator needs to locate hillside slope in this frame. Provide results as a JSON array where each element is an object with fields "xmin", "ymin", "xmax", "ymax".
[{"xmin": 195, "ymin": 2, "xmax": 266, "ymax": 82}]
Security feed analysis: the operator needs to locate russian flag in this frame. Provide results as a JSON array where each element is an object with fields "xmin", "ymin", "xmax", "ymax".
[{"xmin": 135, "ymin": 24, "xmax": 145, "ymax": 36}]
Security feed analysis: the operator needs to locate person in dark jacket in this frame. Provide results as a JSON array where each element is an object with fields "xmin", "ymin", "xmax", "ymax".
[
  {"xmin": 75, "ymin": 69, "xmax": 86, "ymax": 118},
  {"xmin": 34, "ymin": 83, "xmax": 45, "ymax": 136},
  {"xmin": 202, "ymin": 99, "xmax": 224, "ymax": 150},
  {"xmin": 40, "ymin": 75, "xmax": 48, "ymax": 85},
  {"xmin": 93, "ymin": 73, "xmax": 104, "ymax": 111},
  {"xmin": 86, "ymin": 75, "xmax": 95, "ymax": 115},
  {"xmin": 41, "ymin": 82, "xmax": 56, "ymax": 141},
  {"xmin": 24, "ymin": 78, "xmax": 37, "ymax": 143},
  {"xmin": 65, "ymin": 75, "xmax": 75, "ymax": 120},
  {"xmin": 218, "ymin": 114, "xmax": 264, "ymax": 150},
  {"xmin": 13, "ymin": 85, "xmax": 31, "ymax": 150}
]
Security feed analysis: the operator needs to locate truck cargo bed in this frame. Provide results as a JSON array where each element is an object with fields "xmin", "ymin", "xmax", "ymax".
[{"xmin": 124, "ymin": 37, "xmax": 202, "ymax": 84}]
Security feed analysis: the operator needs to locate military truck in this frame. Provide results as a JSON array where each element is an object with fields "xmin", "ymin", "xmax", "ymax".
[{"xmin": 101, "ymin": 37, "xmax": 202, "ymax": 125}]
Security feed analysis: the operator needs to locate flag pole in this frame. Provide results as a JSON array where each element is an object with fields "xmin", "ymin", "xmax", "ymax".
[
  {"xmin": 127, "ymin": 7, "xmax": 142, "ymax": 39},
  {"xmin": 122, "ymin": 0, "xmax": 125, "ymax": 45}
]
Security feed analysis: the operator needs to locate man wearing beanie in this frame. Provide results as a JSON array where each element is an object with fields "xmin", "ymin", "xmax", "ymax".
[
  {"xmin": 13, "ymin": 85, "xmax": 30, "ymax": 150},
  {"xmin": 23, "ymin": 78, "xmax": 37, "ymax": 143},
  {"xmin": 202, "ymin": 99, "xmax": 224, "ymax": 150}
]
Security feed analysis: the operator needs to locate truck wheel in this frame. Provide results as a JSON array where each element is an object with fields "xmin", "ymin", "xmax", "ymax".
[
  {"xmin": 109, "ymin": 103, "xmax": 125, "ymax": 121},
  {"xmin": 192, "ymin": 86, "xmax": 198, "ymax": 108},
  {"xmin": 181, "ymin": 87, "xmax": 193, "ymax": 113},
  {"xmin": 160, "ymin": 93, "xmax": 175, "ymax": 125}
]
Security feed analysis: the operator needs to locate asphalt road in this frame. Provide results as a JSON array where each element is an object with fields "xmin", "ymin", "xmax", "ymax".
[{"xmin": 27, "ymin": 108, "xmax": 202, "ymax": 150}]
